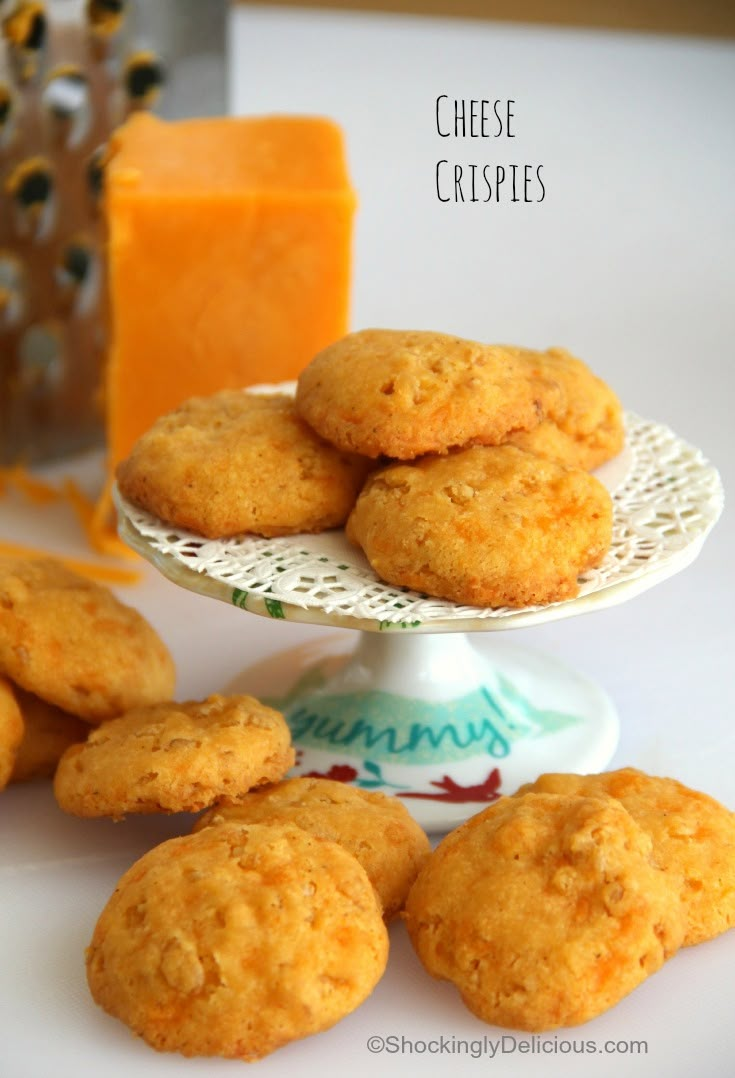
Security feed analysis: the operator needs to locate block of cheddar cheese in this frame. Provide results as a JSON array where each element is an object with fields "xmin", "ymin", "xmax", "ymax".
[{"xmin": 103, "ymin": 111, "xmax": 357, "ymax": 478}]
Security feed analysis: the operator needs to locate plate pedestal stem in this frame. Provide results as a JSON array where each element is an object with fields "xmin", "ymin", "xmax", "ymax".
[{"xmin": 324, "ymin": 631, "xmax": 492, "ymax": 699}]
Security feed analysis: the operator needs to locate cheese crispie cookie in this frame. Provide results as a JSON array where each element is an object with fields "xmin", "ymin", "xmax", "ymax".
[
  {"xmin": 194, "ymin": 777, "xmax": 430, "ymax": 919},
  {"xmin": 86, "ymin": 822, "xmax": 388, "ymax": 1061},
  {"xmin": 404, "ymin": 792, "xmax": 685, "ymax": 1031},
  {"xmin": 516, "ymin": 768, "xmax": 735, "ymax": 946},
  {"xmin": 0, "ymin": 557, "xmax": 175, "ymax": 723},
  {"xmin": 116, "ymin": 390, "xmax": 372, "ymax": 539},
  {"xmin": 295, "ymin": 329, "xmax": 563, "ymax": 459},
  {"xmin": 346, "ymin": 444, "xmax": 613, "ymax": 608},
  {"xmin": 505, "ymin": 347, "xmax": 624, "ymax": 470},
  {"xmin": 9, "ymin": 686, "xmax": 89, "ymax": 783},
  {"xmin": 54, "ymin": 695, "xmax": 294, "ymax": 818},
  {"xmin": 0, "ymin": 675, "xmax": 23, "ymax": 791}
]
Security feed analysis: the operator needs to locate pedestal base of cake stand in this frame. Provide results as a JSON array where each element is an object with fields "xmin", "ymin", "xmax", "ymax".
[{"xmin": 233, "ymin": 630, "xmax": 619, "ymax": 833}]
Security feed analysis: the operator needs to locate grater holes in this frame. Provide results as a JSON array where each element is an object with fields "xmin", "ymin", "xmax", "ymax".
[
  {"xmin": 124, "ymin": 49, "xmax": 165, "ymax": 108},
  {"xmin": 42, "ymin": 64, "xmax": 92, "ymax": 149},
  {"xmin": 17, "ymin": 321, "xmax": 64, "ymax": 394},
  {"xmin": 4, "ymin": 155, "xmax": 56, "ymax": 240},
  {"xmin": 86, "ymin": 143, "xmax": 106, "ymax": 202},
  {"xmin": 0, "ymin": 80, "xmax": 18, "ymax": 150},
  {"xmin": 55, "ymin": 235, "xmax": 99, "ymax": 316},
  {"xmin": 2, "ymin": 2, "xmax": 48, "ymax": 81},
  {"xmin": 0, "ymin": 250, "xmax": 25, "ymax": 329},
  {"xmin": 85, "ymin": 0, "xmax": 126, "ymax": 38}
]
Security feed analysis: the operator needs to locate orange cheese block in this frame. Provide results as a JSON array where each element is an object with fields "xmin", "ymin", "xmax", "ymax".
[{"xmin": 103, "ymin": 112, "xmax": 357, "ymax": 476}]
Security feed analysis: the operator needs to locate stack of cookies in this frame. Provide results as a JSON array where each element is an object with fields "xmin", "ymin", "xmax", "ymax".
[
  {"xmin": 116, "ymin": 327, "xmax": 624, "ymax": 609},
  {"xmin": 0, "ymin": 554, "xmax": 431, "ymax": 1060},
  {"xmin": 0, "ymin": 556, "xmax": 176, "ymax": 789},
  {"xmin": 404, "ymin": 768, "xmax": 735, "ymax": 1031},
  {"xmin": 52, "ymin": 693, "xmax": 430, "ymax": 1060}
]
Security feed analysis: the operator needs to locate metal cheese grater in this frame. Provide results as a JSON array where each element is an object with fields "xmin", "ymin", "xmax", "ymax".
[{"xmin": 0, "ymin": 0, "xmax": 227, "ymax": 465}]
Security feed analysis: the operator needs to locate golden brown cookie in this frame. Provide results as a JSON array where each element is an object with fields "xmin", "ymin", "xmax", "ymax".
[
  {"xmin": 0, "ymin": 675, "xmax": 23, "ymax": 791},
  {"xmin": 194, "ymin": 777, "xmax": 430, "ymax": 919},
  {"xmin": 54, "ymin": 694, "xmax": 295, "ymax": 818},
  {"xmin": 0, "ymin": 557, "xmax": 175, "ymax": 723},
  {"xmin": 404, "ymin": 792, "xmax": 685, "ymax": 1031},
  {"xmin": 295, "ymin": 329, "xmax": 563, "ymax": 459},
  {"xmin": 86, "ymin": 822, "xmax": 388, "ymax": 1060},
  {"xmin": 346, "ymin": 444, "xmax": 613, "ymax": 607},
  {"xmin": 10, "ymin": 686, "xmax": 88, "ymax": 783},
  {"xmin": 116, "ymin": 390, "xmax": 372, "ymax": 539},
  {"xmin": 516, "ymin": 768, "xmax": 735, "ymax": 946},
  {"xmin": 505, "ymin": 348, "xmax": 624, "ymax": 470}
]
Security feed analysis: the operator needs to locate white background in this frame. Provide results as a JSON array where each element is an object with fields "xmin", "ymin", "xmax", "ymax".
[{"xmin": 1, "ymin": 5, "xmax": 734, "ymax": 1077}]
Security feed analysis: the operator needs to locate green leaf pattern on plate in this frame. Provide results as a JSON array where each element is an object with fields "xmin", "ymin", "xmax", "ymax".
[
  {"xmin": 232, "ymin": 589, "xmax": 285, "ymax": 619},
  {"xmin": 264, "ymin": 597, "xmax": 286, "ymax": 619}
]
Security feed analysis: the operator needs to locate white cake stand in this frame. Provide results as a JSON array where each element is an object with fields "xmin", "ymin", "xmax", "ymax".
[{"xmin": 114, "ymin": 413, "xmax": 723, "ymax": 831}]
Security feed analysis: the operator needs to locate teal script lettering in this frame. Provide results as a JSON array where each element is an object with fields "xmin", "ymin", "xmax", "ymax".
[{"xmin": 286, "ymin": 700, "xmax": 510, "ymax": 762}]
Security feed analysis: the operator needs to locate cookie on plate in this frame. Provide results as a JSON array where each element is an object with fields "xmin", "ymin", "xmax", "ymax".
[
  {"xmin": 295, "ymin": 329, "xmax": 563, "ymax": 459},
  {"xmin": 0, "ymin": 557, "xmax": 175, "ymax": 723},
  {"xmin": 516, "ymin": 768, "xmax": 735, "ymax": 946},
  {"xmin": 9, "ymin": 686, "xmax": 88, "ymax": 783},
  {"xmin": 86, "ymin": 822, "xmax": 389, "ymax": 1060},
  {"xmin": 54, "ymin": 695, "xmax": 294, "ymax": 818},
  {"xmin": 346, "ymin": 444, "xmax": 613, "ymax": 608},
  {"xmin": 194, "ymin": 777, "xmax": 430, "ymax": 919},
  {"xmin": 404, "ymin": 792, "xmax": 685, "ymax": 1031},
  {"xmin": 0, "ymin": 675, "xmax": 23, "ymax": 790},
  {"xmin": 116, "ymin": 390, "xmax": 372, "ymax": 540},
  {"xmin": 505, "ymin": 348, "xmax": 624, "ymax": 470}
]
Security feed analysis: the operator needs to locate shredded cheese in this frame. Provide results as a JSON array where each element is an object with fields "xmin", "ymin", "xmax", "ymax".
[
  {"xmin": 0, "ymin": 465, "xmax": 140, "ymax": 583},
  {"xmin": 0, "ymin": 540, "xmax": 141, "ymax": 585},
  {"xmin": 0, "ymin": 465, "xmax": 63, "ymax": 505}
]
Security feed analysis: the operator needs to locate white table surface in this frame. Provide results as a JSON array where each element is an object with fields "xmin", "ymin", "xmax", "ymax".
[{"xmin": 2, "ymin": 5, "xmax": 734, "ymax": 1077}]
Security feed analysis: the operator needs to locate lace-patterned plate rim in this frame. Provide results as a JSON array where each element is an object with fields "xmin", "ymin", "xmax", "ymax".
[{"xmin": 114, "ymin": 412, "xmax": 724, "ymax": 635}]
